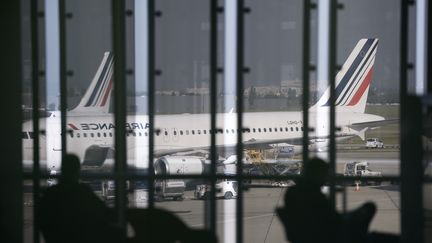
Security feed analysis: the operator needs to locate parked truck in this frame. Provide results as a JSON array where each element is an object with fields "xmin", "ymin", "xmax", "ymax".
[
  {"xmin": 344, "ymin": 161, "xmax": 382, "ymax": 185},
  {"xmin": 101, "ymin": 180, "xmax": 130, "ymax": 201},
  {"xmin": 194, "ymin": 179, "xmax": 238, "ymax": 200},
  {"xmin": 155, "ymin": 180, "xmax": 186, "ymax": 201},
  {"xmin": 365, "ymin": 138, "xmax": 384, "ymax": 149}
]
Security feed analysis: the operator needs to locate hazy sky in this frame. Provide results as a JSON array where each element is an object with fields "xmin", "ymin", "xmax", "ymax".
[{"xmin": 25, "ymin": 0, "xmax": 415, "ymax": 105}]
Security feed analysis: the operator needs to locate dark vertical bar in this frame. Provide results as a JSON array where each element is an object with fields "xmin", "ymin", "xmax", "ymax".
[
  {"xmin": 147, "ymin": 0, "xmax": 156, "ymax": 208},
  {"xmin": 112, "ymin": 0, "xmax": 127, "ymax": 228},
  {"xmin": 302, "ymin": 0, "xmax": 311, "ymax": 164},
  {"xmin": 0, "ymin": 1, "xmax": 23, "ymax": 242},
  {"xmin": 401, "ymin": 96, "xmax": 423, "ymax": 243},
  {"xmin": 400, "ymin": 1, "xmax": 423, "ymax": 242},
  {"xmin": 328, "ymin": 0, "xmax": 337, "ymax": 208},
  {"xmin": 208, "ymin": 0, "xmax": 218, "ymax": 233},
  {"xmin": 58, "ymin": 0, "xmax": 67, "ymax": 158},
  {"xmin": 31, "ymin": 0, "xmax": 41, "ymax": 242},
  {"xmin": 236, "ymin": 0, "xmax": 245, "ymax": 242}
]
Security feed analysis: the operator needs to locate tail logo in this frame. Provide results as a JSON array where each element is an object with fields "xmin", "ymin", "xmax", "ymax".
[
  {"xmin": 85, "ymin": 53, "xmax": 114, "ymax": 107},
  {"xmin": 322, "ymin": 38, "xmax": 378, "ymax": 107}
]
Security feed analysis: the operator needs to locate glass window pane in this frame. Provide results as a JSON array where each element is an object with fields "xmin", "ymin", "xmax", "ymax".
[
  {"xmin": 336, "ymin": 0, "xmax": 402, "ymax": 235},
  {"xmin": 242, "ymin": 0, "xmax": 304, "ymax": 241},
  {"xmin": 148, "ymin": 0, "xmax": 211, "ymax": 230}
]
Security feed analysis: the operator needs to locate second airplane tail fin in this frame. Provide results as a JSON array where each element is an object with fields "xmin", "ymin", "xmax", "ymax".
[
  {"xmin": 70, "ymin": 52, "xmax": 113, "ymax": 115},
  {"xmin": 310, "ymin": 38, "xmax": 379, "ymax": 113}
]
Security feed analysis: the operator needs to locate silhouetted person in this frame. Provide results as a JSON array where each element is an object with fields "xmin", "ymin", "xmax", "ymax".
[
  {"xmin": 276, "ymin": 157, "xmax": 376, "ymax": 243},
  {"xmin": 127, "ymin": 208, "xmax": 217, "ymax": 243},
  {"xmin": 39, "ymin": 154, "xmax": 124, "ymax": 243}
]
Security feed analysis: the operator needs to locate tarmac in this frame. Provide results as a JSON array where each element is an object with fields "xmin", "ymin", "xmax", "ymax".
[{"xmin": 23, "ymin": 149, "xmax": 401, "ymax": 243}]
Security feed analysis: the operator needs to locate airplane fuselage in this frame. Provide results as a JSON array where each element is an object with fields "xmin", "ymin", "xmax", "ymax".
[{"xmin": 22, "ymin": 109, "xmax": 384, "ymax": 171}]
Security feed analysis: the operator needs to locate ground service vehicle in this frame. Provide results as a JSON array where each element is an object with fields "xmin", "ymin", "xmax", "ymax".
[
  {"xmin": 101, "ymin": 180, "xmax": 131, "ymax": 200},
  {"xmin": 155, "ymin": 180, "xmax": 185, "ymax": 201},
  {"xmin": 195, "ymin": 179, "xmax": 238, "ymax": 200},
  {"xmin": 344, "ymin": 161, "xmax": 382, "ymax": 185},
  {"xmin": 365, "ymin": 138, "xmax": 384, "ymax": 148}
]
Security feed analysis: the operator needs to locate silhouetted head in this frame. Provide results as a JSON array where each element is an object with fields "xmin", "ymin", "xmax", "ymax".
[
  {"xmin": 60, "ymin": 154, "xmax": 81, "ymax": 183},
  {"xmin": 301, "ymin": 157, "xmax": 329, "ymax": 187}
]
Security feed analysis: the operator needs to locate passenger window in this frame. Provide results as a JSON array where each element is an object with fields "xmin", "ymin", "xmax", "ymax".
[
  {"xmin": 70, "ymin": 133, "xmax": 74, "ymax": 138},
  {"xmin": 83, "ymin": 133, "xmax": 87, "ymax": 138},
  {"xmin": 232, "ymin": 129, "xmax": 235, "ymax": 133},
  {"xmin": 174, "ymin": 131, "xmax": 177, "ymax": 135},
  {"xmin": 198, "ymin": 130, "xmax": 201, "ymax": 135},
  {"xmin": 269, "ymin": 128, "xmax": 272, "ymax": 132},
  {"xmin": 91, "ymin": 133, "xmax": 94, "ymax": 138},
  {"xmin": 103, "ymin": 133, "xmax": 107, "ymax": 137},
  {"xmin": 186, "ymin": 130, "xmax": 189, "ymax": 135},
  {"xmin": 164, "ymin": 131, "xmax": 168, "ymax": 136},
  {"xmin": 77, "ymin": 133, "xmax": 80, "ymax": 138},
  {"xmin": 258, "ymin": 128, "xmax": 261, "ymax": 132},
  {"xmin": 109, "ymin": 133, "xmax": 112, "ymax": 137},
  {"xmin": 290, "ymin": 127, "xmax": 294, "ymax": 132},
  {"xmin": 253, "ymin": 128, "xmax": 256, "ymax": 133},
  {"xmin": 280, "ymin": 127, "xmax": 283, "ymax": 132},
  {"xmin": 180, "ymin": 131, "xmax": 183, "ymax": 135},
  {"xmin": 145, "ymin": 132, "xmax": 148, "ymax": 136},
  {"xmin": 139, "ymin": 132, "xmax": 142, "ymax": 136},
  {"xmin": 97, "ymin": 133, "xmax": 101, "ymax": 137},
  {"xmin": 263, "ymin": 128, "xmax": 267, "ymax": 132},
  {"xmin": 192, "ymin": 130, "xmax": 195, "ymax": 135},
  {"xmin": 285, "ymin": 127, "xmax": 288, "ymax": 132},
  {"xmin": 203, "ymin": 130, "xmax": 207, "ymax": 134},
  {"xmin": 296, "ymin": 127, "xmax": 299, "ymax": 131}
]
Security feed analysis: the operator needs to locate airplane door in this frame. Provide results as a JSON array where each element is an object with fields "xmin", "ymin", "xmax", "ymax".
[{"xmin": 172, "ymin": 128, "xmax": 179, "ymax": 142}]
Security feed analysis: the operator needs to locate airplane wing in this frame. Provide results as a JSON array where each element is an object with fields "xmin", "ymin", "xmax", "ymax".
[{"xmin": 349, "ymin": 118, "xmax": 399, "ymax": 130}]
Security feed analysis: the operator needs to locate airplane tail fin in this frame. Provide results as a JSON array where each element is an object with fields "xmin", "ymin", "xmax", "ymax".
[
  {"xmin": 310, "ymin": 38, "xmax": 378, "ymax": 113},
  {"xmin": 70, "ymin": 52, "xmax": 113, "ymax": 115}
]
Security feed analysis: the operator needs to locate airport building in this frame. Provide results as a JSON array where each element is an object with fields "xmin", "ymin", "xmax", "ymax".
[{"xmin": 2, "ymin": 1, "xmax": 432, "ymax": 242}]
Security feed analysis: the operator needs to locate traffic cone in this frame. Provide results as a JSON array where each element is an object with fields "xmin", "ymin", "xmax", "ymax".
[{"xmin": 355, "ymin": 182, "xmax": 360, "ymax": 191}]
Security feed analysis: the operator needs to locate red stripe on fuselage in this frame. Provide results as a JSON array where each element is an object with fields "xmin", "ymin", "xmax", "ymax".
[
  {"xmin": 347, "ymin": 67, "xmax": 374, "ymax": 106},
  {"xmin": 68, "ymin": 123, "xmax": 79, "ymax": 130}
]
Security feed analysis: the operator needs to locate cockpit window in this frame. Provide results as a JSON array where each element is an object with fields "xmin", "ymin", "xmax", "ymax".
[
  {"xmin": 28, "ymin": 132, "xmax": 35, "ymax": 139},
  {"xmin": 22, "ymin": 132, "xmax": 28, "ymax": 139}
]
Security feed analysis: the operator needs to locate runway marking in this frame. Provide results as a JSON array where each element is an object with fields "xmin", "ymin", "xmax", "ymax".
[{"xmin": 383, "ymin": 190, "xmax": 401, "ymax": 210}]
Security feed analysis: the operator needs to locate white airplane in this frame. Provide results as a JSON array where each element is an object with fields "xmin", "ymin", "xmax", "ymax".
[{"xmin": 22, "ymin": 38, "xmax": 387, "ymax": 175}]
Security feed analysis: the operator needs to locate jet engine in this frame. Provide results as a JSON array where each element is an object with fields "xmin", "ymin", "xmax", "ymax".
[{"xmin": 154, "ymin": 156, "xmax": 205, "ymax": 175}]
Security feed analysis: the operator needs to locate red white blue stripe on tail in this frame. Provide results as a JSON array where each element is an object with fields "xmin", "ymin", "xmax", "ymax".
[
  {"xmin": 312, "ymin": 38, "xmax": 378, "ymax": 113},
  {"xmin": 70, "ymin": 52, "xmax": 113, "ymax": 114}
]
